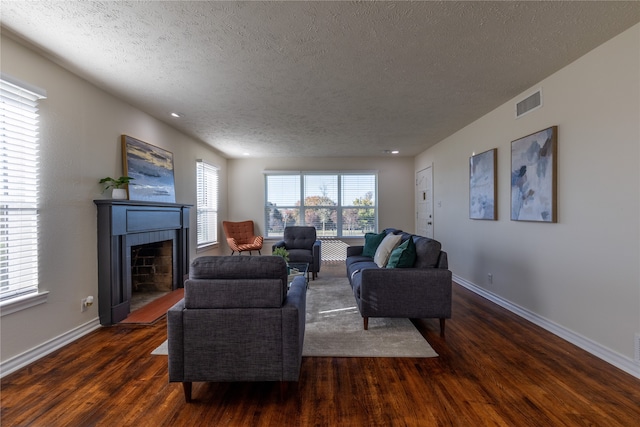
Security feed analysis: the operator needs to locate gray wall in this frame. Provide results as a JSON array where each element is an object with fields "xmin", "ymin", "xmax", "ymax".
[
  {"xmin": 0, "ymin": 34, "xmax": 226, "ymax": 365},
  {"xmin": 415, "ymin": 24, "xmax": 639, "ymax": 369},
  {"xmin": 226, "ymin": 156, "xmax": 416, "ymax": 253}
]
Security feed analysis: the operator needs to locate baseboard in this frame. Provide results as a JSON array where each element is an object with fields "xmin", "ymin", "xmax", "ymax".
[
  {"xmin": 0, "ymin": 317, "xmax": 101, "ymax": 379},
  {"xmin": 453, "ymin": 275, "xmax": 640, "ymax": 379}
]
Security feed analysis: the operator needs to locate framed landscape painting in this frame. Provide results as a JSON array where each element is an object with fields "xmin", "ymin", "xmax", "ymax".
[
  {"xmin": 469, "ymin": 148, "xmax": 497, "ymax": 220},
  {"xmin": 122, "ymin": 135, "xmax": 176, "ymax": 203},
  {"xmin": 510, "ymin": 126, "xmax": 557, "ymax": 222}
]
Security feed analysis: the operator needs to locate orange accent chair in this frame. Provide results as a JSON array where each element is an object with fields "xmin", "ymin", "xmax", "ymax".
[{"xmin": 222, "ymin": 220, "xmax": 264, "ymax": 255}]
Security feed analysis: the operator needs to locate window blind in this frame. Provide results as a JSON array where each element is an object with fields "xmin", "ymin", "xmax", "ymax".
[
  {"xmin": 0, "ymin": 76, "xmax": 46, "ymax": 301},
  {"xmin": 196, "ymin": 160, "xmax": 219, "ymax": 247},
  {"xmin": 264, "ymin": 172, "xmax": 377, "ymax": 238}
]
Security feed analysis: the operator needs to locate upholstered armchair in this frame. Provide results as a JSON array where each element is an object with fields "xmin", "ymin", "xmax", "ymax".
[
  {"xmin": 167, "ymin": 256, "xmax": 307, "ymax": 402},
  {"xmin": 272, "ymin": 226, "xmax": 321, "ymax": 280},
  {"xmin": 222, "ymin": 220, "xmax": 264, "ymax": 255}
]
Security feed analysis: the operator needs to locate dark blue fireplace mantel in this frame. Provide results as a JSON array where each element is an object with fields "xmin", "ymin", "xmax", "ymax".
[{"xmin": 94, "ymin": 200, "xmax": 191, "ymax": 325}]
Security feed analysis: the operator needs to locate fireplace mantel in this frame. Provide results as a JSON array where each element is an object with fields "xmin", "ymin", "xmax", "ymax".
[{"xmin": 94, "ymin": 199, "xmax": 191, "ymax": 325}]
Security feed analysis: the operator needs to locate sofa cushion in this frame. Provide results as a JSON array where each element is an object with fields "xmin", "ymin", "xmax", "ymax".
[
  {"xmin": 347, "ymin": 260, "xmax": 378, "ymax": 280},
  {"xmin": 386, "ymin": 237, "xmax": 417, "ymax": 268},
  {"xmin": 373, "ymin": 234, "xmax": 402, "ymax": 268},
  {"xmin": 362, "ymin": 231, "xmax": 386, "ymax": 257},
  {"xmin": 413, "ymin": 236, "xmax": 443, "ymax": 268},
  {"xmin": 345, "ymin": 255, "xmax": 371, "ymax": 268}
]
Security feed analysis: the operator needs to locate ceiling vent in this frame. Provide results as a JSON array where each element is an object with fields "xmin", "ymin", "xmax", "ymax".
[{"xmin": 515, "ymin": 88, "xmax": 542, "ymax": 118}]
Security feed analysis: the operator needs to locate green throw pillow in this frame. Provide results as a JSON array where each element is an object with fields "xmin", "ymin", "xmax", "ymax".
[
  {"xmin": 386, "ymin": 237, "xmax": 417, "ymax": 268},
  {"xmin": 362, "ymin": 232, "xmax": 387, "ymax": 258}
]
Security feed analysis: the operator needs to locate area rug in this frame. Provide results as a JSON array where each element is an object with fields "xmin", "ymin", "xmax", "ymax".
[
  {"xmin": 152, "ymin": 277, "xmax": 436, "ymax": 358},
  {"xmin": 302, "ymin": 277, "xmax": 437, "ymax": 357}
]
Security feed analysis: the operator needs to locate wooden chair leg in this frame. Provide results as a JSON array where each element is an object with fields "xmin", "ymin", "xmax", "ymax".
[
  {"xmin": 363, "ymin": 317, "xmax": 369, "ymax": 330},
  {"xmin": 439, "ymin": 318, "xmax": 446, "ymax": 337},
  {"xmin": 183, "ymin": 382, "xmax": 192, "ymax": 403}
]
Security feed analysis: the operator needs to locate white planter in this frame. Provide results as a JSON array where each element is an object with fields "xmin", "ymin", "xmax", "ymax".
[{"xmin": 111, "ymin": 188, "xmax": 128, "ymax": 200}]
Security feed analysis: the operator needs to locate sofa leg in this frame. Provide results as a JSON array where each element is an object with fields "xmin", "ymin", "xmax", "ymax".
[
  {"xmin": 183, "ymin": 382, "xmax": 193, "ymax": 402},
  {"xmin": 363, "ymin": 317, "xmax": 368, "ymax": 330},
  {"xmin": 439, "ymin": 318, "xmax": 446, "ymax": 337}
]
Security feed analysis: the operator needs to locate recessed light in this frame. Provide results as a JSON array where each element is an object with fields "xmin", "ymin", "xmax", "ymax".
[
  {"xmin": 170, "ymin": 112, "xmax": 182, "ymax": 118},
  {"xmin": 243, "ymin": 152, "xmax": 250, "ymax": 156},
  {"xmin": 391, "ymin": 150, "xmax": 399, "ymax": 154}
]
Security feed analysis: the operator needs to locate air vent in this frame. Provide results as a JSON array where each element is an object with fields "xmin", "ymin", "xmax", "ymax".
[{"xmin": 516, "ymin": 89, "xmax": 542, "ymax": 118}]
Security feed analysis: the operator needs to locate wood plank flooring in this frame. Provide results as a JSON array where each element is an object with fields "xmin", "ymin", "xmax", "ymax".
[{"xmin": 2, "ymin": 266, "xmax": 639, "ymax": 426}]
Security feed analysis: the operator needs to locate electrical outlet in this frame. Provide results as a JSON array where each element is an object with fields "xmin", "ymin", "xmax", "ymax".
[
  {"xmin": 81, "ymin": 297, "xmax": 88, "ymax": 313},
  {"xmin": 635, "ymin": 333, "xmax": 640, "ymax": 363},
  {"xmin": 487, "ymin": 273, "xmax": 493, "ymax": 284}
]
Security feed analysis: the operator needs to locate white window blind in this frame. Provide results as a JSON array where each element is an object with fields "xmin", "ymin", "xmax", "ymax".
[
  {"xmin": 0, "ymin": 75, "xmax": 46, "ymax": 301},
  {"xmin": 196, "ymin": 160, "xmax": 219, "ymax": 247}
]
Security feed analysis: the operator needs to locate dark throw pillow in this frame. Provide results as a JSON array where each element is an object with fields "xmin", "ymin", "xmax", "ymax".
[
  {"xmin": 386, "ymin": 237, "xmax": 417, "ymax": 268},
  {"xmin": 362, "ymin": 231, "xmax": 387, "ymax": 258}
]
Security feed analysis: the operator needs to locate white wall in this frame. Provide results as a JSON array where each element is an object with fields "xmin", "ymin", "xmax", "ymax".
[
  {"xmin": 227, "ymin": 156, "xmax": 415, "ymax": 252},
  {"xmin": 416, "ymin": 24, "xmax": 640, "ymax": 368},
  {"xmin": 0, "ymin": 35, "xmax": 227, "ymax": 365}
]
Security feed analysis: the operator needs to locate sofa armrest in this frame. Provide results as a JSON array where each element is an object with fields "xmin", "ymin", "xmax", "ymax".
[
  {"xmin": 347, "ymin": 245, "xmax": 364, "ymax": 257},
  {"xmin": 359, "ymin": 268, "xmax": 452, "ymax": 318},
  {"xmin": 437, "ymin": 251, "xmax": 448, "ymax": 269},
  {"xmin": 272, "ymin": 240, "xmax": 285, "ymax": 251},
  {"xmin": 281, "ymin": 276, "xmax": 307, "ymax": 380},
  {"xmin": 312, "ymin": 240, "xmax": 321, "ymax": 271},
  {"xmin": 167, "ymin": 299, "xmax": 186, "ymax": 382}
]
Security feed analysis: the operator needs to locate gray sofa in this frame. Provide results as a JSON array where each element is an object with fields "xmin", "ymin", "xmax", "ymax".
[
  {"xmin": 345, "ymin": 229, "xmax": 452, "ymax": 335},
  {"xmin": 167, "ymin": 255, "xmax": 306, "ymax": 402}
]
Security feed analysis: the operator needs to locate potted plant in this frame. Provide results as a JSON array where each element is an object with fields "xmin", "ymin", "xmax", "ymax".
[
  {"xmin": 100, "ymin": 176, "xmax": 134, "ymax": 200},
  {"xmin": 272, "ymin": 246, "xmax": 289, "ymax": 263}
]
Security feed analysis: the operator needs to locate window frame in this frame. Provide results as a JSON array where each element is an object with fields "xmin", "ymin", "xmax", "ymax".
[
  {"xmin": 196, "ymin": 159, "xmax": 219, "ymax": 250},
  {"xmin": 0, "ymin": 73, "xmax": 48, "ymax": 314},
  {"xmin": 264, "ymin": 171, "xmax": 378, "ymax": 238}
]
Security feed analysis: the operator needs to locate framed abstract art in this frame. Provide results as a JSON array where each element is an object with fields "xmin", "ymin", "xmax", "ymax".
[
  {"xmin": 469, "ymin": 148, "xmax": 497, "ymax": 220},
  {"xmin": 122, "ymin": 135, "xmax": 176, "ymax": 203},
  {"xmin": 510, "ymin": 126, "xmax": 557, "ymax": 222}
]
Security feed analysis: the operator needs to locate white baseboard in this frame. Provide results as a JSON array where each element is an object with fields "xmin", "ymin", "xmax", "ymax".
[
  {"xmin": 0, "ymin": 317, "xmax": 101, "ymax": 379},
  {"xmin": 453, "ymin": 275, "xmax": 640, "ymax": 379}
]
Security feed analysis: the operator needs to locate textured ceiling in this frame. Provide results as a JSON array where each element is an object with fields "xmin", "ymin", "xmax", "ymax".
[{"xmin": 1, "ymin": 1, "xmax": 639, "ymax": 158}]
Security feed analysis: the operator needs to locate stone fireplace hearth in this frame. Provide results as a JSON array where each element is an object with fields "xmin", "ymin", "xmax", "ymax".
[{"xmin": 94, "ymin": 200, "xmax": 191, "ymax": 325}]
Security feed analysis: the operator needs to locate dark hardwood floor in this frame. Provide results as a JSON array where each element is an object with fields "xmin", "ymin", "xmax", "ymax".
[{"xmin": 2, "ymin": 263, "xmax": 639, "ymax": 426}]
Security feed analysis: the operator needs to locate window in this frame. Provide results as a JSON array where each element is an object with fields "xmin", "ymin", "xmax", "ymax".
[
  {"xmin": 0, "ymin": 74, "xmax": 46, "ymax": 305},
  {"xmin": 265, "ymin": 172, "xmax": 377, "ymax": 238},
  {"xmin": 196, "ymin": 160, "xmax": 219, "ymax": 248}
]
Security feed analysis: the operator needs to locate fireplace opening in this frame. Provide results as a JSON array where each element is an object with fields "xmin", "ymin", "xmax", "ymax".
[{"xmin": 130, "ymin": 240, "xmax": 173, "ymax": 312}]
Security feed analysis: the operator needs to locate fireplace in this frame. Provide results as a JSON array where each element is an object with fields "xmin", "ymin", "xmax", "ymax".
[
  {"xmin": 131, "ymin": 240, "xmax": 173, "ymax": 293},
  {"xmin": 94, "ymin": 200, "xmax": 191, "ymax": 325}
]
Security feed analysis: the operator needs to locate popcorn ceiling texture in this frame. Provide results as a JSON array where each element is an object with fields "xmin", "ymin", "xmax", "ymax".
[{"xmin": 1, "ymin": 1, "xmax": 638, "ymax": 158}]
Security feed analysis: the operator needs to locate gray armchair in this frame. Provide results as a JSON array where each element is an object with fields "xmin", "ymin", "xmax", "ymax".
[
  {"xmin": 167, "ymin": 256, "xmax": 306, "ymax": 402},
  {"xmin": 272, "ymin": 226, "xmax": 321, "ymax": 280}
]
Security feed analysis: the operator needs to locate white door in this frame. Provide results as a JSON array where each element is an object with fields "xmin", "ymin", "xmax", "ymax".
[{"xmin": 416, "ymin": 166, "xmax": 434, "ymax": 238}]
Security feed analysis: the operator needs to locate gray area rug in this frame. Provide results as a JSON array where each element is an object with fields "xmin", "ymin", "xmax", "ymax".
[
  {"xmin": 302, "ymin": 277, "xmax": 437, "ymax": 357},
  {"xmin": 151, "ymin": 276, "xmax": 437, "ymax": 358}
]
